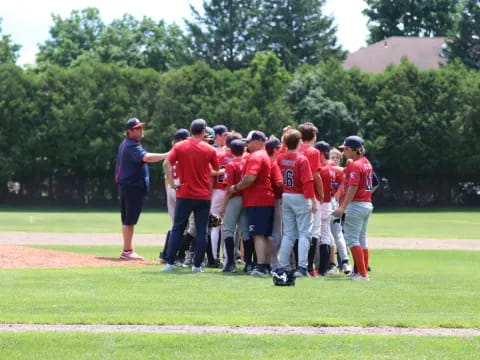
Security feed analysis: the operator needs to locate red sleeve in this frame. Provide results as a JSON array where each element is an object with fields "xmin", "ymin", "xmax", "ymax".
[
  {"xmin": 347, "ymin": 163, "xmax": 361, "ymax": 186},
  {"xmin": 300, "ymin": 158, "xmax": 314, "ymax": 198},
  {"xmin": 271, "ymin": 162, "xmax": 283, "ymax": 185},
  {"xmin": 210, "ymin": 148, "xmax": 219, "ymax": 170},
  {"xmin": 303, "ymin": 181, "xmax": 315, "ymax": 199},
  {"xmin": 300, "ymin": 157, "xmax": 313, "ymax": 184},
  {"xmin": 309, "ymin": 150, "xmax": 321, "ymax": 174},
  {"xmin": 223, "ymin": 163, "xmax": 235, "ymax": 186},
  {"xmin": 244, "ymin": 154, "xmax": 261, "ymax": 176}
]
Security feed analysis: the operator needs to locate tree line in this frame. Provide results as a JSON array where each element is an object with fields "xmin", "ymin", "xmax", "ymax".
[
  {"xmin": 0, "ymin": 0, "xmax": 480, "ymax": 207},
  {"xmin": 1, "ymin": 1, "xmax": 480, "ymax": 70},
  {"xmin": 1, "ymin": 55, "xmax": 480, "ymax": 206}
]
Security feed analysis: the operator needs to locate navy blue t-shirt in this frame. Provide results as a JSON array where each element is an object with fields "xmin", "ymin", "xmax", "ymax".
[{"xmin": 114, "ymin": 138, "xmax": 149, "ymax": 191}]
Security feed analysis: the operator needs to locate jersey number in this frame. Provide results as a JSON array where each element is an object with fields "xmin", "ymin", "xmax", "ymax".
[
  {"xmin": 365, "ymin": 173, "xmax": 373, "ymax": 192},
  {"xmin": 217, "ymin": 165, "xmax": 226, "ymax": 183},
  {"xmin": 282, "ymin": 169, "xmax": 294, "ymax": 188}
]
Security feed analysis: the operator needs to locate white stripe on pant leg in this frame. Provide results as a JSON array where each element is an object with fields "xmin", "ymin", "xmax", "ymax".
[
  {"xmin": 210, "ymin": 189, "xmax": 226, "ymax": 259},
  {"xmin": 311, "ymin": 199, "xmax": 322, "ymax": 240},
  {"xmin": 166, "ymin": 185, "xmax": 177, "ymax": 223},
  {"xmin": 319, "ymin": 202, "xmax": 332, "ymax": 245},
  {"xmin": 279, "ymin": 194, "xmax": 298, "ymax": 269},
  {"xmin": 330, "ymin": 220, "xmax": 348, "ymax": 261}
]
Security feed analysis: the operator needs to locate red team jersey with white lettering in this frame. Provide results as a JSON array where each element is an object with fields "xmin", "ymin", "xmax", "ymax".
[
  {"xmin": 277, "ymin": 152, "xmax": 314, "ymax": 199},
  {"xmin": 242, "ymin": 150, "xmax": 274, "ymax": 207},
  {"xmin": 223, "ymin": 157, "xmax": 244, "ymax": 198},
  {"xmin": 213, "ymin": 148, "xmax": 234, "ymax": 190},
  {"xmin": 298, "ymin": 144, "xmax": 322, "ymax": 200},
  {"xmin": 344, "ymin": 156, "xmax": 374, "ymax": 202},
  {"xmin": 167, "ymin": 138, "xmax": 219, "ymax": 200}
]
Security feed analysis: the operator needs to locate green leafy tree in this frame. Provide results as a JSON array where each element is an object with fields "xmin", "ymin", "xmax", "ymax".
[
  {"xmin": 286, "ymin": 66, "xmax": 356, "ymax": 143},
  {"xmin": 0, "ymin": 18, "xmax": 21, "ymax": 64},
  {"xmin": 186, "ymin": 0, "xmax": 261, "ymax": 70},
  {"xmin": 260, "ymin": 0, "xmax": 345, "ymax": 71},
  {"xmin": 445, "ymin": 0, "xmax": 480, "ymax": 70},
  {"xmin": 94, "ymin": 15, "xmax": 193, "ymax": 71},
  {"xmin": 363, "ymin": 0, "xmax": 457, "ymax": 44},
  {"xmin": 37, "ymin": 8, "xmax": 105, "ymax": 67},
  {"xmin": 37, "ymin": 8, "xmax": 192, "ymax": 71}
]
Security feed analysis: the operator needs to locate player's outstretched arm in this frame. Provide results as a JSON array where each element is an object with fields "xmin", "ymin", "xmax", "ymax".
[{"xmin": 143, "ymin": 152, "xmax": 168, "ymax": 163}]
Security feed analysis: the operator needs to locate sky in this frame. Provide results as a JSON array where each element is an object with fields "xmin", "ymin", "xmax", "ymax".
[{"xmin": 0, "ymin": 0, "xmax": 369, "ymax": 66}]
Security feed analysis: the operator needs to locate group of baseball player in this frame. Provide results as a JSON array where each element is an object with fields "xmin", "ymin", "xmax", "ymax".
[{"xmin": 115, "ymin": 117, "xmax": 377, "ymax": 281}]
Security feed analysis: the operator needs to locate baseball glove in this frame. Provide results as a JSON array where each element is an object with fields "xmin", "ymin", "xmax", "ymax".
[{"xmin": 208, "ymin": 214, "xmax": 223, "ymax": 227}]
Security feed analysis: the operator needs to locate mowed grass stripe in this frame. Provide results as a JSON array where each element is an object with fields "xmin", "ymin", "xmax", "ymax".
[
  {"xmin": 1, "ymin": 207, "xmax": 480, "ymax": 238},
  {"xmin": 1, "ymin": 249, "xmax": 479, "ymax": 328},
  {"xmin": 1, "ymin": 333, "xmax": 479, "ymax": 360}
]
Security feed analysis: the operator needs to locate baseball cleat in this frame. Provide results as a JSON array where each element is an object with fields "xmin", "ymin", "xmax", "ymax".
[
  {"xmin": 342, "ymin": 262, "xmax": 352, "ymax": 274},
  {"xmin": 220, "ymin": 263, "xmax": 237, "ymax": 273},
  {"xmin": 162, "ymin": 264, "xmax": 176, "ymax": 272},
  {"xmin": 192, "ymin": 266, "xmax": 203, "ymax": 273},
  {"xmin": 294, "ymin": 267, "xmax": 309, "ymax": 278},
  {"xmin": 120, "ymin": 250, "xmax": 144, "ymax": 261}
]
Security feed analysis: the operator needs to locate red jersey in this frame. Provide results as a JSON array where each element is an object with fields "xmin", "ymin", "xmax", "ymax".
[
  {"xmin": 167, "ymin": 138, "xmax": 219, "ymax": 200},
  {"xmin": 277, "ymin": 152, "xmax": 314, "ymax": 199},
  {"xmin": 270, "ymin": 159, "xmax": 283, "ymax": 199},
  {"xmin": 344, "ymin": 156, "xmax": 374, "ymax": 202},
  {"xmin": 319, "ymin": 162, "xmax": 336, "ymax": 203},
  {"xmin": 298, "ymin": 144, "xmax": 322, "ymax": 200},
  {"xmin": 223, "ymin": 157, "xmax": 244, "ymax": 198},
  {"xmin": 242, "ymin": 150, "xmax": 274, "ymax": 207},
  {"xmin": 213, "ymin": 148, "xmax": 234, "ymax": 190}
]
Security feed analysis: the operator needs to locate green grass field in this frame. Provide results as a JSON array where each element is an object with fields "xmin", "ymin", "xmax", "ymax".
[
  {"xmin": 1, "ymin": 208, "xmax": 480, "ymax": 358},
  {"xmin": 1, "ymin": 207, "xmax": 480, "ymax": 238},
  {"xmin": 1, "ymin": 333, "xmax": 479, "ymax": 360},
  {"xmin": 2, "ymin": 248, "xmax": 479, "ymax": 327}
]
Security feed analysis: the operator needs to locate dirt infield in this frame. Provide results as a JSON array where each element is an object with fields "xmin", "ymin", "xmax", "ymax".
[
  {"xmin": 0, "ymin": 231, "xmax": 478, "ymax": 269},
  {"xmin": 0, "ymin": 245, "xmax": 156, "ymax": 269},
  {"xmin": 1, "ymin": 324, "xmax": 480, "ymax": 337}
]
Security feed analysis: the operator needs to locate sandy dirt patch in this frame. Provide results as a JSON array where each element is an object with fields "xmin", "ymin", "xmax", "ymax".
[
  {"xmin": 0, "ymin": 324, "xmax": 479, "ymax": 337},
  {"xmin": 0, "ymin": 245, "xmax": 154, "ymax": 269}
]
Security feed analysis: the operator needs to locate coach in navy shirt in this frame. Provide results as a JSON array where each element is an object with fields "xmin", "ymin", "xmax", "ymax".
[{"xmin": 115, "ymin": 118, "xmax": 167, "ymax": 261}]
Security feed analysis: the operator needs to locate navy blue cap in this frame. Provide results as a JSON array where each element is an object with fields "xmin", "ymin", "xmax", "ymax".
[
  {"xmin": 126, "ymin": 118, "xmax": 145, "ymax": 130},
  {"xmin": 244, "ymin": 130, "xmax": 266, "ymax": 142},
  {"xmin": 265, "ymin": 138, "xmax": 281, "ymax": 152},
  {"xmin": 190, "ymin": 119, "xmax": 207, "ymax": 134},
  {"xmin": 314, "ymin": 141, "xmax": 330, "ymax": 153},
  {"xmin": 213, "ymin": 125, "xmax": 228, "ymax": 136},
  {"xmin": 230, "ymin": 139, "xmax": 246, "ymax": 153},
  {"xmin": 340, "ymin": 135, "xmax": 364, "ymax": 149},
  {"xmin": 173, "ymin": 128, "xmax": 190, "ymax": 141},
  {"xmin": 205, "ymin": 126, "xmax": 215, "ymax": 139}
]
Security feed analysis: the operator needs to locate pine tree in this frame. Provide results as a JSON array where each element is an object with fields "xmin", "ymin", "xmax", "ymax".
[
  {"xmin": 186, "ymin": 0, "xmax": 261, "ymax": 70},
  {"xmin": 363, "ymin": 0, "xmax": 457, "ymax": 44},
  {"xmin": 445, "ymin": 0, "xmax": 480, "ymax": 70},
  {"xmin": 260, "ymin": 0, "xmax": 345, "ymax": 71}
]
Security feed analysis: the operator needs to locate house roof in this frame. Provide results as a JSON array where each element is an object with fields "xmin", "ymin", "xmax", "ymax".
[{"xmin": 343, "ymin": 36, "xmax": 447, "ymax": 73}]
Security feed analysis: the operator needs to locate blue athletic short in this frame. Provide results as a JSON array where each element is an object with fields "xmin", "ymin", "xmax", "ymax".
[
  {"xmin": 246, "ymin": 206, "xmax": 274, "ymax": 237},
  {"xmin": 120, "ymin": 184, "xmax": 146, "ymax": 225}
]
